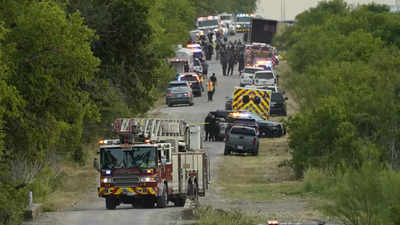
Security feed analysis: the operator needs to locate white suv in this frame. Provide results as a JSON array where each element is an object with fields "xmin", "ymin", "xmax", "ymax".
[
  {"xmin": 254, "ymin": 70, "xmax": 277, "ymax": 86},
  {"xmin": 240, "ymin": 67, "xmax": 264, "ymax": 87}
]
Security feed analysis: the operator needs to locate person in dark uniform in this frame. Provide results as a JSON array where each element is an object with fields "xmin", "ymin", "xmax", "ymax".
[
  {"xmin": 204, "ymin": 113, "xmax": 213, "ymax": 141},
  {"xmin": 220, "ymin": 46, "xmax": 228, "ymax": 76},
  {"xmin": 209, "ymin": 115, "xmax": 217, "ymax": 142},
  {"xmin": 227, "ymin": 46, "xmax": 236, "ymax": 76}
]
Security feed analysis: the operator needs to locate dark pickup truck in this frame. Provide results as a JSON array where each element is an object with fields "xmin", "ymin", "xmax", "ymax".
[{"xmin": 224, "ymin": 125, "xmax": 259, "ymax": 156}]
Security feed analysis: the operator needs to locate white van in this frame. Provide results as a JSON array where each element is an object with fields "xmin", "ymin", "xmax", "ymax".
[
  {"xmin": 254, "ymin": 70, "xmax": 277, "ymax": 86},
  {"xmin": 240, "ymin": 67, "xmax": 264, "ymax": 87}
]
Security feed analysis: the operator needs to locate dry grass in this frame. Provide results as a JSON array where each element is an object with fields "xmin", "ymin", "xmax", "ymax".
[
  {"xmin": 216, "ymin": 136, "xmax": 303, "ymax": 201},
  {"xmin": 215, "ymin": 61, "xmax": 305, "ymax": 202},
  {"xmin": 42, "ymin": 143, "xmax": 98, "ymax": 211}
]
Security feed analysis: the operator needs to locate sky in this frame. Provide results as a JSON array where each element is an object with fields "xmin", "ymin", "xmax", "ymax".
[{"xmin": 256, "ymin": 0, "xmax": 397, "ymax": 20}]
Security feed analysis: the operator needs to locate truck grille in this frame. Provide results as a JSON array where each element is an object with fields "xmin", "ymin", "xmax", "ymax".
[{"xmin": 113, "ymin": 175, "xmax": 139, "ymax": 187}]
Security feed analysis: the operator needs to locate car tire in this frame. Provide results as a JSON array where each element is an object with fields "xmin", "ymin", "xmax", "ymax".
[
  {"xmin": 174, "ymin": 197, "xmax": 186, "ymax": 207},
  {"xmin": 252, "ymin": 146, "xmax": 259, "ymax": 156},
  {"xmin": 189, "ymin": 102, "xmax": 194, "ymax": 106},
  {"xmin": 105, "ymin": 197, "xmax": 117, "ymax": 210},
  {"xmin": 157, "ymin": 184, "xmax": 168, "ymax": 208},
  {"xmin": 224, "ymin": 146, "xmax": 230, "ymax": 155}
]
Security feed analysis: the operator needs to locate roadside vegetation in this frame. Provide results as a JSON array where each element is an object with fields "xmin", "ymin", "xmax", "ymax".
[
  {"xmin": 273, "ymin": 0, "xmax": 400, "ymax": 224},
  {"xmin": 0, "ymin": 0, "xmax": 257, "ymax": 224},
  {"xmin": 191, "ymin": 207, "xmax": 264, "ymax": 225}
]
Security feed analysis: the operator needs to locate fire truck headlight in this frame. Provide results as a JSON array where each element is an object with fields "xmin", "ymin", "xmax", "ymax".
[
  {"xmin": 140, "ymin": 176, "xmax": 157, "ymax": 182},
  {"xmin": 102, "ymin": 177, "xmax": 112, "ymax": 183}
]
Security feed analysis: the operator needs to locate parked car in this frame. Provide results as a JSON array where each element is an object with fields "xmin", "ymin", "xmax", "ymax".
[
  {"xmin": 224, "ymin": 125, "xmax": 259, "ymax": 156},
  {"xmin": 270, "ymin": 92, "xmax": 288, "ymax": 116},
  {"xmin": 254, "ymin": 70, "xmax": 277, "ymax": 86},
  {"xmin": 166, "ymin": 81, "xmax": 194, "ymax": 107},
  {"xmin": 167, "ymin": 80, "xmax": 191, "ymax": 89},
  {"xmin": 240, "ymin": 67, "xmax": 264, "ymax": 87},
  {"xmin": 227, "ymin": 111, "xmax": 285, "ymax": 138},
  {"xmin": 177, "ymin": 73, "xmax": 202, "ymax": 97}
]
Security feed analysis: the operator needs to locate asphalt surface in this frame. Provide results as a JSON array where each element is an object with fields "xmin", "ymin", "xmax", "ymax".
[{"xmin": 27, "ymin": 34, "xmax": 243, "ymax": 225}]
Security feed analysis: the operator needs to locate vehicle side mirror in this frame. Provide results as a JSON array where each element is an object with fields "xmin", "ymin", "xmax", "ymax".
[
  {"xmin": 161, "ymin": 156, "xmax": 167, "ymax": 166},
  {"xmin": 93, "ymin": 158, "xmax": 100, "ymax": 171}
]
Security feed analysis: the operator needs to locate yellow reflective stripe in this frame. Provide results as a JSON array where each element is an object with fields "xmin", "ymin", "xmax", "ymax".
[{"xmin": 147, "ymin": 187, "xmax": 156, "ymax": 195}]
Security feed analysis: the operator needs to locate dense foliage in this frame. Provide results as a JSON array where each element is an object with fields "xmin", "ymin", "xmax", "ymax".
[
  {"xmin": 277, "ymin": 0, "xmax": 400, "ymax": 177},
  {"xmin": 276, "ymin": 0, "xmax": 400, "ymax": 223},
  {"xmin": 0, "ymin": 0, "xmax": 257, "ymax": 224}
]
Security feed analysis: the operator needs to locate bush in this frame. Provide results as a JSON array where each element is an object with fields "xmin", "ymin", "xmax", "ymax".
[
  {"xmin": 0, "ymin": 184, "xmax": 28, "ymax": 225},
  {"xmin": 193, "ymin": 207, "xmax": 262, "ymax": 225},
  {"xmin": 303, "ymin": 168, "xmax": 334, "ymax": 195},
  {"xmin": 321, "ymin": 163, "xmax": 400, "ymax": 225}
]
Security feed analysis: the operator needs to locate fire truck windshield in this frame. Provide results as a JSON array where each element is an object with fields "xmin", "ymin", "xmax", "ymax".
[
  {"xmin": 100, "ymin": 147, "xmax": 156, "ymax": 169},
  {"xmin": 198, "ymin": 20, "xmax": 219, "ymax": 27},
  {"xmin": 236, "ymin": 17, "xmax": 251, "ymax": 23}
]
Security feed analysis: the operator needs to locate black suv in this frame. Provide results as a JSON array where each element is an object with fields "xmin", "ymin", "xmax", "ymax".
[
  {"xmin": 227, "ymin": 111, "xmax": 285, "ymax": 138},
  {"xmin": 178, "ymin": 73, "xmax": 202, "ymax": 97},
  {"xmin": 270, "ymin": 92, "xmax": 288, "ymax": 116}
]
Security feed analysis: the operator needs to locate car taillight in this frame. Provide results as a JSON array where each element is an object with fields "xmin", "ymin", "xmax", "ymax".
[
  {"xmin": 226, "ymin": 135, "xmax": 229, "ymax": 141},
  {"xmin": 167, "ymin": 93, "xmax": 173, "ymax": 97},
  {"xmin": 253, "ymin": 137, "xmax": 257, "ymax": 145}
]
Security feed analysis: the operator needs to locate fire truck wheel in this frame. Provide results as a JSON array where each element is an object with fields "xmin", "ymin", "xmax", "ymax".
[
  {"xmin": 174, "ymin": 197, "xmax": 186, "ymax": 207},
  {"xmin": 105, "ymin": 198, "xmax": 117, "ymax": 210},
  {"xmin": 157, "ymin": 184, "xmax": 168, "ymax": 208}
]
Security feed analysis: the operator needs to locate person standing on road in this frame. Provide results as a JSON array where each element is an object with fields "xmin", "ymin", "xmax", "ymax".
[
  {"xmin": 227, "ymin": 46, "xmax": 236, "ymax": 76},
  {"xmin": 215, "ymin": 40, "xmax": 221, "ymax": 60},
  {"xmin": 204, "ymin": 113, "xmax": 213, "ymax": 141},
  {"xmin": 209, "ymin": 115, "xmax": 217, "ymax": 142},
  {"xmin": 207, "ymin": 79, "xmax": 214, "ymax": 101},
  {"xmin": 202, "ymin": 60, "xmax": 208, "ymax": 80},
  {"xmin": 210, "ymin": 73, "xmax": 217, "ymax": 88},
  {"xmin": 220, "ymin": 46, "xmax": 228, "ymax": 76}
]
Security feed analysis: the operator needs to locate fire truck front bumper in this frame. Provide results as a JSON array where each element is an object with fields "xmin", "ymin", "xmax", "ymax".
[{"xmin": 98, "ymin": 186, "xmax": 158, "ymax": 197}]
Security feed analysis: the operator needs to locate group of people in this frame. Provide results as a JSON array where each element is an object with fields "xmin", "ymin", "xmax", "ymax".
[
  {"xmin": 204, "ymin": 113, "xmax": 219, "ymax": 142},
  {"xmin": 217, "ymin": 39, "xmax": 245, "ymax": 76}
]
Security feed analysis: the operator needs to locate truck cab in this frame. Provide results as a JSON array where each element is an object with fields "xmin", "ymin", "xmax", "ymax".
[
  {"xmin": 94, "ymin": 118, "xmax": 209, "ymax": 210},
  {"xmin": 96, "ymin": 141, "xmax": 173, "ymax": 209}
]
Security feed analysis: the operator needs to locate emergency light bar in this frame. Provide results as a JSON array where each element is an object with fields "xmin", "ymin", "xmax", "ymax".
[{"xmin": 98, "ymin": 139, "xmax": 120, "ymax": 145}]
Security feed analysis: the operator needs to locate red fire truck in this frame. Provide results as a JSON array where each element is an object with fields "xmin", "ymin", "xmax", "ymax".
[{"xmin": 94, "ymin": 118, "xmax": 208, "ymax": 209}]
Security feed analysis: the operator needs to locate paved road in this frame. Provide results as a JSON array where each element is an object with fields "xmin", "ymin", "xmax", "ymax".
[{"xmin": 28, "ymin": 35, "xmax": 242, "ymax": 225}]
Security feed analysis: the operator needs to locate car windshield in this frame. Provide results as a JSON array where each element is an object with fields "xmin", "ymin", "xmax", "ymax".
[
  {"xmin": 271, "ymin": 93, "xmax": 284, "ymax": 101},
  {"xmin": 168, "ymin": 83, "xmax": 187, "ymax": 88},
  {"xmin": 100, "ymin": 147, "xmax": 156, "ymax": 169},
  {"xmin": 220, "ymin": 15, "xmax": 232, "ymax": 21},
  {"xmin": 230, "ymin": 127, "xmax": 256, "ymax": 136},
  {"xmin": 180, "ymin": 75, "xmax": 198, "ymax": 82},
  {"xmin": 255, "ymin": 72, "xmax": 274, "ymax": 80},
  {"xmin": 198, "ymin": 20, "xmax": 219, "ymax": 27},
  {"xmin": 244, "ymin": 68, "xmax": 262, "ymax": 74},
  {"xmin": 236, "ymin": 17, "xmax": 251, "ymax": 23}
]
